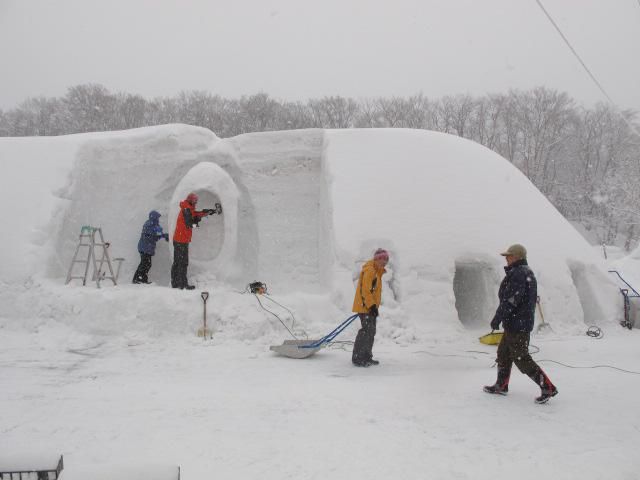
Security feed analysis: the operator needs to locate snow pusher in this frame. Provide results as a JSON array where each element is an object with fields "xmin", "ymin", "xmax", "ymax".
[
  {"xmin": 270, "ymin": 314, "xmax": 359, "ymax": 359},
  {"xmin": 479, "ymin": 330, "xmax": 503, "ymax": 345}
]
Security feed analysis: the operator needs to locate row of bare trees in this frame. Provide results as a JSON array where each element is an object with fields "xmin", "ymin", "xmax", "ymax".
[{"xmin": 1, "ymin": 84, "xmax": 639, "ymax": 249}]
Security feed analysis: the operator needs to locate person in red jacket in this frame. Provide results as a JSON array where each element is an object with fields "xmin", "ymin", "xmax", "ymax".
[{"xmin": 171, "ymin": 192, "xmax": 210, "ymax": 289}]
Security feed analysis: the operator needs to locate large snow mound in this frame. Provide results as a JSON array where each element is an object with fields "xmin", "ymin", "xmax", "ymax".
[
  {"xmin": 0, "ymin": 125, "xmax": 623, "ymax": 340},
  {"xmin": 323, "ymin": 129, "xmax": 619, "ymax": 334}
]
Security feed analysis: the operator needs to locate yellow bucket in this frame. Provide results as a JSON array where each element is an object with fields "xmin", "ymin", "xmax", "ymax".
[{"xmin": 479, "ymin": 331, "xmax": 503, "ymax": 345}]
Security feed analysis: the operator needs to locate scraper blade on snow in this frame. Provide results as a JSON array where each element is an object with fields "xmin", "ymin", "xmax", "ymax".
[{"xmin": 270, "ymin": 314, "xmax": 359, "ymax": 359}]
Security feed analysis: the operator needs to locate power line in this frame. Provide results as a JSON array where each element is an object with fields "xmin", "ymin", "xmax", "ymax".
[
  {"xmin": 532, "ymin": 0, "xmax": 640, "ymax": 137},
  {"xmin": 533, "ymin": 0, "xmax": 615, "ymax": 104}
]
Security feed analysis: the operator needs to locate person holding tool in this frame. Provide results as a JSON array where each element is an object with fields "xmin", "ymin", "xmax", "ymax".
[
  {"xmin": 483, "ymin": 244, "xmax": 558, "ymax": 404},
  {"xmin": 170, "ymin": 192, "xmax": 222, "ymax": 290}
]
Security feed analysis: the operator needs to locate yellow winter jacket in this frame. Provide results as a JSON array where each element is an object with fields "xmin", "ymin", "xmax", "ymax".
[{"xmin": 352, "ymin": 260, "xmax": 386, "ymax": 314}]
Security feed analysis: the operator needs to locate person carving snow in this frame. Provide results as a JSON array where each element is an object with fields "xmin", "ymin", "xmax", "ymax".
[
  {"xmin": 171, "ymin": 193, "xmax": 210, "ymax": 290},
  {"xmin": 132, "ymin": 210, "xmax": 168, "ymax": 284}
]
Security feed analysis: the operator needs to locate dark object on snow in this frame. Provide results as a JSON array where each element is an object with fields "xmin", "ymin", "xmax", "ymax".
[
  {"xmin": 0, "ymin": 454, "xmax": 64, "ymax": 480},
  {"xmin": 171, "ymin": 241, "xmax": 191, "ymax": 289},
  {"xmin": 490, "ymin": 259, "xmax": 537, "ymax": 333},
  {"xmin": 133, "ymin": 210, "xmax": 167, "ymax": 284},
  {"xmin": 200, "ymin": 203, "xmax": 223, "ymax": 216},
  {"xmin": 133, "ymin": 253, "xmax": 153, "ymax": 284},
  {"xmin": 352, "ymin": 313, "xmax": 377, "ymax": 366},
  {"xmin": 607, "ymin": 270, "xmax": 639, "ymax": 329},
  {"xmin": 136, "ymin": 210, "xmax": 166, "ymax": 256},
  {"xmin": 171, "ymin": 195, "xmax": 210, "ymax": 289},
  {"xmin": 249, "ymin": 281, "xmax": 267, "ymax": 294},
  {"xmin": 485, "ymin": 249, "xmax": 558, "ymax": 403}
]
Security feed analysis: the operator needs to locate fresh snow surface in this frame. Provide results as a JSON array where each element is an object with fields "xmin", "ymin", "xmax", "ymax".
[{"xmin": 1, "ymin": 125, "xmax": 639, "ymax": 479}]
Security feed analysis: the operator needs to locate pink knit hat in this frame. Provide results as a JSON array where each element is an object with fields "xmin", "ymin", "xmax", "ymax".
[{"xmin": 373, "ymin": 248, "xmax": 389, "ymax": 262}]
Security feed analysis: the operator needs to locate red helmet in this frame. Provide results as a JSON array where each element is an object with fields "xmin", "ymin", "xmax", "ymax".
[{"xmin": 186, "ymin": 193, "xmax": 198, "ymax": 205}]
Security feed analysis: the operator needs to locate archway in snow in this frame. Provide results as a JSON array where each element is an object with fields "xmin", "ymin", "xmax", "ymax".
[
  {"xmin": 568, "ymin": 261, "xmax": 611, "ymax": 326},
  {"xmin": 169, "ymin": 162, "xmax": 241, "ymax": 282},
  {"xmin": 453, "ymin": 259, "xmax": 499, "ymax": 329},
  {"xmin": 189, "ymin": 189, "xmax": 224, "ymax": 262}
]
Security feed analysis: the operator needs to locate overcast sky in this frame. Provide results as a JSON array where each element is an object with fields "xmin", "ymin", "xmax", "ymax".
[{"xmin": 1, "ymin": 0, "xmax": 639, "ymax": 111}]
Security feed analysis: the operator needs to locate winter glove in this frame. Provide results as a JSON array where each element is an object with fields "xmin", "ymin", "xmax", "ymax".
[
  {"xmin": 490, "ymin": 316, "xmax": 501, "ymax": 331},
  {"xmin": 369, "ymin": 305, "xmax": 379, "ymax": 318},
  {"xmin": 163, "ymin": 233, "xmax": 169, "ymax": 242}
]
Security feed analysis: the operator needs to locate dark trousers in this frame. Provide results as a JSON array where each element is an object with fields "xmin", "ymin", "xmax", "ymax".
[
  {"xmin": 352, "ymin": 313, "xmax": 377, "ymax": 364},
  {"xmin": 496, "ymin": 331, "xmax": 555, "ymax": 391},
  {"xmin": 171, "ymin": 242, "xmax": 189, "ymax": 288},
  {"xmin": 133, "ymin": 253, "xmax": 152, "ymax": 283}
]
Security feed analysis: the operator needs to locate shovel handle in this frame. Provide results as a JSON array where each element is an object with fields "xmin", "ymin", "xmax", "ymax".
[
  {"xmin": 536, "ymin": 296, "xmax": 548, "ymax": 326},
  {"xmin": 201, "ymin": 291, "xmax": 209, "ymax": 302}
]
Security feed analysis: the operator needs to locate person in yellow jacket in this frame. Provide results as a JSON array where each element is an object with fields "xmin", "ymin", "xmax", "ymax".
[{"xmin": 352, "ymin": 248, "xmax": 389, "ymax": 366}]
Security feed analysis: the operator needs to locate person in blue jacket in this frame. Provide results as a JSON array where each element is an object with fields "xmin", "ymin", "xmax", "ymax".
[{"xmin": 133, "ymin": 210, "xmax": 169, "ymax": 284}]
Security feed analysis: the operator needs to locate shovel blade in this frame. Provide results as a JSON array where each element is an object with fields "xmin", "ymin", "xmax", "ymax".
[{"xmin": 270, "ymin": 339, "xmax": 323, "ymax": 359}]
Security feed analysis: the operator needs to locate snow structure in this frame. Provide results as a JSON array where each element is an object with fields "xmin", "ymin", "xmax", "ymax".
[{"xmin": 0, "ymin": 124, "xmax": 624, "ymax": 340}]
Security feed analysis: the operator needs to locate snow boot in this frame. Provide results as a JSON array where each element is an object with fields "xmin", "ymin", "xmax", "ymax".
[
  {"xmin": 185, "ymin": 285, "xmax": 196, "ymax": 290},
  {"xmin": 353, "ymin": 361, "xmax": 370, "ymax": 367},
  {"xmin": 483, "ymin": 365, "xmax": 511, "ymax": 395},
  {"xmin": 367, "ymin": 359, "xmax": 380, "ymax": 366},
  {"xmin": 534, "ymin": 387, "xmax": 559, "ymax": 404},
  {"xmin": 528, "ymin": 366, "xmax": 558, "ymax": 404}
]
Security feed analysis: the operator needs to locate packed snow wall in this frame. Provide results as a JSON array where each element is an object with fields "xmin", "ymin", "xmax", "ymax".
[
  {"xmin": 0, "ymin": 125, "xmax": 624, "ymax": 336},
  {"xmin": 53, "ymin": 125, "xmax": 264, "ymax": 287}
]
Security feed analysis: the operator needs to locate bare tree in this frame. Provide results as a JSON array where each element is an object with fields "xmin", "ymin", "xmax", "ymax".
[{"xmin": 308, "ymin": 96, "xmax": 359, "ymax": 128}]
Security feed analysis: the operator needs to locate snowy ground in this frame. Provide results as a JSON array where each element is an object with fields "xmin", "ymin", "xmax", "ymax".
[
  {"xmin": 2, "ymin": 316, "xmax": 639, "ymax": 480},
  {"xmin": 2, "ymin": 126, "xmax": 639, "ymax": 479}
]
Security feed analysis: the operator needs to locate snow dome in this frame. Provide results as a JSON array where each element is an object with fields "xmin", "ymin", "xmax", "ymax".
[{"xmin": 0, "ymin": 125, "xmax": 621, "ymax": 336}]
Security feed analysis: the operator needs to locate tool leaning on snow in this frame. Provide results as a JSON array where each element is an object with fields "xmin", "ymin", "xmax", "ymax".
[{"xmin": 270, "ymin": 314, "xmax": 359, "ymax": 359}]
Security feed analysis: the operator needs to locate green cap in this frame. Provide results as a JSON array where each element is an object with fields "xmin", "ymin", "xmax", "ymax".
[{"xmin": 500, "ymin": 244, "xmax": 527, "ymax": 259}]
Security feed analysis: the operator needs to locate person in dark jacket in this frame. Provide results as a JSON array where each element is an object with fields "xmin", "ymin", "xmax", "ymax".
[
  {"xmin": 351, "ymin": 248, "xmax": 389, "ymax": 367},
  {"xmin": 171, "ymin": 192, "xmax": 210, "ymax": 290},
  {"xmin": 483, "ymin": 244, "xmax": 558, "ymax": 404},
  {"xmin": 133, "ymin": 210, "xmax": 169, "ymax": 284}
]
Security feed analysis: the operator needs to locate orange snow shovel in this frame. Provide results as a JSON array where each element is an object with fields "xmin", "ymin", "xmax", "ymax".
[{"xmin": 197, "ymin": 291, "xmax": 212, "ymax": 339}]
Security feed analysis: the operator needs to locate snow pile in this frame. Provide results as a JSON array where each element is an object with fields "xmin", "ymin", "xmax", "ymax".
[
  {"xmin": 0, "ymin": 125, "xmax": 623, "ymax": 342},
  {"xmin": 323, "ymin": 129, "xmax": 619, "ymax": 335}
]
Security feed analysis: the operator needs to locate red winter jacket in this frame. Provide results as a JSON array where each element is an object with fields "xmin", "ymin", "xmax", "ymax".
[{"xmin": 173, "ymin": 200, "xmax": 206, "ymax": 244}]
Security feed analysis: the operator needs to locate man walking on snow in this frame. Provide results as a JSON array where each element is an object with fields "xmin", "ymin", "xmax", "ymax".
[
  {"xmin": 352, "ymin": 248, "xmax": 389, "ymax": 367},
  {"xmin": 171, "ymin": 192, "xmax": 210, "ymax": 290},
  {"xmin": 483, "ymin": 244, "xmax": 558, "ymax": 404}
]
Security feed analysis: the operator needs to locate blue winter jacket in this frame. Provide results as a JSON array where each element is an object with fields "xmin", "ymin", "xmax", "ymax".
[
  {"xmin": 137, "ymin": 210, "xmax": 166, "ymax": 255},
  {"xmin": 491, "ymin": 259, "xmax": 538, "ymax": 332}
]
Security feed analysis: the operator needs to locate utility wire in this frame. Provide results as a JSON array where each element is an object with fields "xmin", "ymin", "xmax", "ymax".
[
  {"xmin": 533, "ymin": 0, "xmax": 640, "ymax": 137},
  {"xmin": 534, "ymin": 0, "xmax": 614, "ymax": 103}
]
